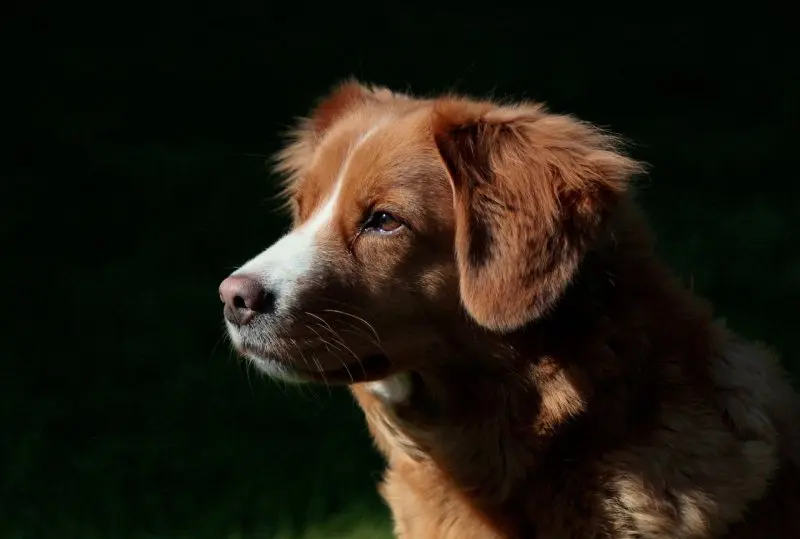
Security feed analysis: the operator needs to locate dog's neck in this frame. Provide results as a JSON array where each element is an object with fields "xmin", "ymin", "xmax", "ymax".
[{"xmin": 351, "ymin": 210, "xmax": 716, "ymax": 517}]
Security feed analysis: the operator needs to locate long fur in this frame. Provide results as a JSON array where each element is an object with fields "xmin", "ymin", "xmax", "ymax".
[{"xmin": 258, "ymin": 80, "xmax": 800, "ymax": 538}]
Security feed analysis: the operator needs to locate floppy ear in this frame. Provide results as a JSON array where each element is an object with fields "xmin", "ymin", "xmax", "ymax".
[{"xmin": 432, "ymin": 98, "xmax": 644, "ymax": 333}]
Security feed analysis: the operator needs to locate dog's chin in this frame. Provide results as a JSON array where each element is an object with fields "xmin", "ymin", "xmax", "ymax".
[
  {"xmin": 243, "ymin": 352, "xmax": 312, "ymax": 384},
  {"xmin": 242, "ymin": 348, "xmax": 392, "ymax": 385}
]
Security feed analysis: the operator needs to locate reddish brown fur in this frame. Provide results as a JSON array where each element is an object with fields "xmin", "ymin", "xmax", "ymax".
[{"xmin": 260, "ymin": 80, "xmax": 800, "ymax": 538}]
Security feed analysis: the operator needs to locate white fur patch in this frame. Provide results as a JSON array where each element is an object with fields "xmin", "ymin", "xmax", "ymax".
[
  {"xmin": 231, "ymin": 124, "xmax": 382, "ymax": 312},
  {"xmin": 246, "ymin": 351, "xmax": 309, "ymax": 383},
  {"xmin": 234, "ymin": 179, "xmax": 341, "ymax": 313},
  {"xmin": 225, "ymin": 123, "xmax": 390, "ymax": 379},
  {"xmin": 365, "ymin": 373, "xmax": 413, "ymax": 404}
]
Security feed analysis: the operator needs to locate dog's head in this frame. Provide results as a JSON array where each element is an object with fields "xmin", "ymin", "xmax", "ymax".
[{"xmin": 220, "ymin": 80, "xmax": 642, "ymax": 384}]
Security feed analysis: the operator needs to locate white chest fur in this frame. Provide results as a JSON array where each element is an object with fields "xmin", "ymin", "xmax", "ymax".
[{"xmin": 365, "ymin": 372, "xmax": 413, "ymax": 404}]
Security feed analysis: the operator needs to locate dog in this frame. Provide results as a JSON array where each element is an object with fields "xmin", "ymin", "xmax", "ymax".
[{"xmin": 219, "ymin": 80, "xmax": 800, "ymax": 538}]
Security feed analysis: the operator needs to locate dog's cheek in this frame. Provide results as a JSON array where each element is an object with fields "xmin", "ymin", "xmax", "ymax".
[
  {"xmin": 415, "ymin": 263, "xmax": 460, "ymax": 307},
  {"xmin": 355, "ymin": 236, "xmax": 412, "ymax": 283}
]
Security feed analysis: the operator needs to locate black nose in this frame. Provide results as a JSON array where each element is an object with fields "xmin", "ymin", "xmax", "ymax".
[{"xmin": 218, "ymin": 274, "xmax": 274, "ymax": 326}]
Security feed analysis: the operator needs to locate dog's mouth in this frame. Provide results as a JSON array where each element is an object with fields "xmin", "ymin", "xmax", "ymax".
[
  {"xmin": 290, "ymin": 353, "xmax": 392, "ymax": 384},
  {"xmin": 239, "ymin": 342, "xmax": 392, "ymax": 385}
]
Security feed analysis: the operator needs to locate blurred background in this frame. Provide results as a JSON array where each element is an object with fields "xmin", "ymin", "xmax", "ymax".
[{"xmin": 4, "ymin": 6, "xmax": 798, "ymax": 539}]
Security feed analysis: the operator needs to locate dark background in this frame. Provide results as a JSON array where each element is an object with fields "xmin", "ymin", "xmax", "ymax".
[{"xmin": 4, "ymin": 7, "xmax": 798, "ymax": 539}]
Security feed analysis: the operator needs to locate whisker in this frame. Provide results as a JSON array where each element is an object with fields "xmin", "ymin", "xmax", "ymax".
[
  {"xmin": 305, "ymin": 318, "xmax": 366, "ymax": 380},
  {"xmin": 306, "ymin": 318, "xmax": 357, "ymax": 356},
  {"xmin": 290, "ymin": 337, "xmax": 329, "ymax": 397},
  {"xmin": 302, "ymin": 339, "xmax": 330, "ymax": 390},
  {"xmin": 315, "ymin": 297, "xmax": 370, "ymax": 314},
  {"xmin": 210, "ymin": 329, "xmax": 228, "ymax": 360},
  {"xmin": 329, "ymin": 319, "xmax": 389, "ymax": 358},
  {"xmin": 243, "ymin": 352, "xmax": 255, "ymax": 393},
  {"xmin": 304, "ymin": 311, "xmax": 340, "ymax": 337},
  {"xmin": 312, "ymin": 355, "xmax": 331, "ymax": 390},
  {"xmin": 314, "ymin": 312, "xmax": 389, "ymax": 374},
  {"xmin": 334, "ymin": 327, "xmax": 390, "ymax": 361},
  {"xmin": 304, "ymin": 323, "xmax": 354, "ymax": 384},
  {"xmin": 320, "ymin": 309, "xmax": 382, "ymax": 343}
]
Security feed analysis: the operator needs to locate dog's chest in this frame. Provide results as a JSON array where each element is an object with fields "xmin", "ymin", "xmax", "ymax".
[{"xmin": 379, "ymin": 458, "xmax": 518, "ymax": 539}]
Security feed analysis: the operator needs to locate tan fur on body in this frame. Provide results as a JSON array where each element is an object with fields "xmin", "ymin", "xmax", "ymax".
[
  {"xmin": 351, "ymin": 215, "xmax": 800, "ymax": 538},
  {"xmin": 230, "ymin": 80, "xmax": 800, "ymax": 538}
]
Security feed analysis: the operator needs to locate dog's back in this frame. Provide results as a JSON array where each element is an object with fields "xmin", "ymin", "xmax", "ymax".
[
  {"xmin": 713, "ymin": 332, "xmax": 800, "ymax": 538},
  {"xmin": 592, "ymin": 326, "xmax": 800, "ymax": 538}
]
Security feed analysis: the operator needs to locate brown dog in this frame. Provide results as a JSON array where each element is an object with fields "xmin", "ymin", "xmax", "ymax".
[{"xmin": 219, "ymin": 80, "xmax": 800, "ymax": 538}]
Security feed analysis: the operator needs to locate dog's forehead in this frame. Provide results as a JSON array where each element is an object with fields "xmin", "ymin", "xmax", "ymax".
[
  {"xmin": 302, "ymin": 111, "xmax": 436, "ymax": 211},
  {"xmin": 294, "ymin": 119, "xmax": 374, "ymax": 205},
  {"xmin": 300, "ymin": 122, "xmax": 368, "ymax": 200}
]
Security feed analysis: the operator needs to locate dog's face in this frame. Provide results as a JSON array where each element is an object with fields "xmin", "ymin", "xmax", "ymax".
[{"xmin": 220, "ymin": 81, "xmax": 642, "ymax": 384}]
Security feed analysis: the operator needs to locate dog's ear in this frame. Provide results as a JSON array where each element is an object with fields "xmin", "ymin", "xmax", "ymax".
[{"xmin": 432, "ymin": 98, "xmax": 643, "ymax": 333}]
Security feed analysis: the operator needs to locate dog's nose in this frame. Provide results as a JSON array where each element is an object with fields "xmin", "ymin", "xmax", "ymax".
[{"xmin": 219, "ymin": 274, "xmax": 273, "ymax": 326}]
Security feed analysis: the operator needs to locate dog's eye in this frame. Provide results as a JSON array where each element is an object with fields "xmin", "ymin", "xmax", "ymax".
[{"xmin": 364, "ymin": 211, "xmax": 403, "ymax": 234}]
